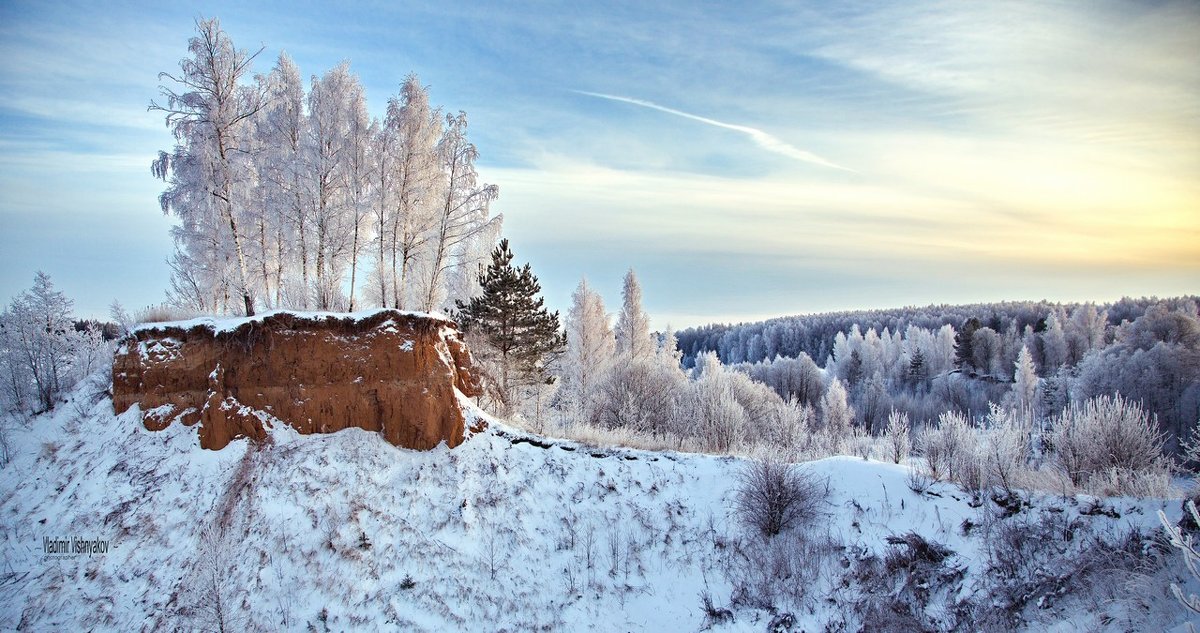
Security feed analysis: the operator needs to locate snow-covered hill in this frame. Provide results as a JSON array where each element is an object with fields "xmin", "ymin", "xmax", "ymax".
[{"xmin": 0, "ymin": 371, "xmax": 1191, "ymax": 631}]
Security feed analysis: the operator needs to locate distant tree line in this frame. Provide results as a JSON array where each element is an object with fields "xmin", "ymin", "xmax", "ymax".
[
  {"xmin": 675, "ymin": 296, "xmax": 1200, "ymax": 452},
  {"xmin": 676, "ymin": 297, "xmax": 1194, "ymax": 369}
]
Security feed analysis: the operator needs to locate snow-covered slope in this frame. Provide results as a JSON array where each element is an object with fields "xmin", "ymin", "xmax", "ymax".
[{"xmin": 0, "ymin": 372, "xmax": 1190, "ymax": 631}]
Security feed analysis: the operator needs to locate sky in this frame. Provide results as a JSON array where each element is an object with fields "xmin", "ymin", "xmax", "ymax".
[{"xmin": 0, "ymin": 1, "xmax": 1197, "ymax": 329}]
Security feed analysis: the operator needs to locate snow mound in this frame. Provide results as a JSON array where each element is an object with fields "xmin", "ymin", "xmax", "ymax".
[{"xmin": 0, "ymin": 374, "xmax": 1188, "ymax": 631}]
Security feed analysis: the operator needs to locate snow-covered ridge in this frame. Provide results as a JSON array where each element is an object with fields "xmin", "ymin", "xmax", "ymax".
[
  {"xmin": 131, "ymin": 308, "xmax": 456, "ymax": 336},
  {"xmin": 1, "ymin": 373, "xmax": 1190, "ymax": 631}
]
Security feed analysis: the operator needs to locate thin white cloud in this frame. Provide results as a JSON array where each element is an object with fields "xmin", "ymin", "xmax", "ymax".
[
  {"xmin": 574, "ymin": 90, "xmax": 852, "ymax": 172},
  {"xmin": 803, "ymin": 2, "xmax": 1200, "ymax": 152}
]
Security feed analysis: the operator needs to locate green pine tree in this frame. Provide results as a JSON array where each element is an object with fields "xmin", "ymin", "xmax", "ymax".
[
  {"xmin": 954, "ymin": 317, "xmax": 981, "ymax": 370},
  {"xmin": 907, "ymin": 347, "xmax": 927, "ymax": 391},
  {"xmin": 845, "ymin": 349, "xmax": 864, "ymax": 389},
  {"xmin": 455, "ymin": 238, "xmax": 565, "ymax": 414}
]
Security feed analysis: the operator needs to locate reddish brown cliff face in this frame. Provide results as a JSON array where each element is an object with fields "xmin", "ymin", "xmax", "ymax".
[{"xmin": 111, "ymin": 310, "xmax": 482, "ymax": 450}]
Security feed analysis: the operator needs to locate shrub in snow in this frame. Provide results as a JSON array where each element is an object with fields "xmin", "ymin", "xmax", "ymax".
[
  {"xmin": 919, "ymin": 411, "xmax": 981, "ymax": 489},
  {"xmin": 720, "ymin": 529, "xmax": 838, "ymax": 614},
  {"xmin": 906, "ymin": 464, "xmax": 934, "ymax": 496},
  {"xmin": 853, "ymin": 533, "xmax": 963, "ymax": 631},
  {"xmin": 981, "ymin": 404, "xmax": 1035, "ymax": 496},
  {"xmin": 766, "ymin": 612, "xmax": 797, "ymax": 633},
  {"xmin": 848, "ymin": 427, "xmax": 873, "ymax": 460},
  {"xmin": 980, "ymin": 511, "xmax": 1152, "ymax": 629},
  {"xmin": 134, "ymin": 302, "xmax": 200, "ymax": 325},
  {"xmin": 1052, "ymin": 394, "xmax": 1169, "ymax": 495},
  {"xmin": 1159, "ymin": 500, "xmax": 1200, "ymax": 630},
  {"xmin": 698, "ymin": 591, "xmax": 733, "ymax": 626},
  {"xmin": 883, "ymin": 532, "xmax": 954, "ymax": 572},
  {"xmin": 734, "ymin": 459, "xmax": 828, "ymax": 538},
  {"xmin": 173, "ymin": 524, "xmax": 247, "ymax": 633},
  {"xmin": 593, "ymin": 358, "xmax": 687, "ymax": 435}
]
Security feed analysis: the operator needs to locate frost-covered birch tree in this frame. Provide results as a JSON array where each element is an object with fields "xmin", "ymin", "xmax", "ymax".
[
  {"xmin": 658, "ymin": 326, "xmax": 684, "ymax": 369},
  {"xmin": 305, "ymin": 63, "xmax": 357, "ymax": 309},
  {"xmin": 151, "ymin": 17, "xmax": 266, "ymax": 316},
  {"xmin": 615, "ymin": 269, "xmax": 654, "ymax": 362},
  {"xmin": 150, "ymin": 25, "xmax": 507, "ymax": 316},
  {"xmin": 559, "ymin": 279, "xmax": 616, "ymax": 424},
  {"xmin": 254, "ymin": 53, "xmax": 305, "ymax": 308},
  {"xmin": 373, "ymin": 76, "xmax": 442, "ymax": 309},
  {"xmin": 820, "ymin": 378, "xmax": 853, "ymax": 439},
  {"xmin": 1042, "ymin": 311, "xmax": 1068, "ymax": 371},
  {"xmin": 420, "ymin": 111, "xmax": 500, "ymax": 312},
  {"xmin": 343, "ymin": 73, "xmax": 374, "ymax": 311}
]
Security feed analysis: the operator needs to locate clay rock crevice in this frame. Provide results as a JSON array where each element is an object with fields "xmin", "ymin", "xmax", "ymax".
[{"xmin": 112, "ymin": 310, "xmax": 482, "ymax": 450}]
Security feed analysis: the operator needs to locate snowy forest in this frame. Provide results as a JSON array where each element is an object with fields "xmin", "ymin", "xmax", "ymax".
[
  {"xmin": 542, "ymin": 274, "xmax": 1199, "ymax": 496},
  {"xmin": 676, "ymin": 297, "xmax": 1200, "ymax": 453}
]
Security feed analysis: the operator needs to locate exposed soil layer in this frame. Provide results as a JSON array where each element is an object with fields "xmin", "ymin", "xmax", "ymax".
[{"xmin": 111, "ymin": 310, "xmax": 481, "ymax": 450}]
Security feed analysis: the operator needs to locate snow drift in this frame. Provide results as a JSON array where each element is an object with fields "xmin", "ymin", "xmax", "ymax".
[{"xmin": 111, "ymin": 310, "xmax": 480, "ymax": 450}]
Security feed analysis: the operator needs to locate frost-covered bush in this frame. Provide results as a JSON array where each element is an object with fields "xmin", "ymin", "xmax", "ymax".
[
  {"xmin": 1159, "ymin": 500, "xmax": 1200, "ymax": 629},
  {"xmin": 1052, "ymin": 394, "xmax": 1169, "ymax": 495},
  {"xmin": 917, "ymin": 405, "xmax": 1072, "ymax": 495},
  {"xmin": 919, "ymin": 412, "xmax": 980, "ymax": 488},
  {"xmin": 678, "ymin": 358, "xmax": 789, "ymax": 453},
  {"xmin": 692, "ymin": 378, "xmax": 747, "ymax": 453},
  {"xmin": 593, "ymin": 358, "xmax": 687, "ymax": 434},
  {"xmin": 560, "ymin": 342, "xmax": 803, "ymax": 454},
  {"xmin": 734, "ymin": 459, "xmax": 828, "ymax": 538},
  {"xmin": 763, "ymin": 398, "xmax": 812, "ymax": 451},
  {"xmin": 981, "ymin": 404, "xmax": 1034, "ymax": 495}
]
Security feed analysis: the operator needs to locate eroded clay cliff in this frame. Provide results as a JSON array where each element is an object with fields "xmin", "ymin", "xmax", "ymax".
[{"xmin": 111, "ymin": 310, "xmax": 482, "ymax": 450}]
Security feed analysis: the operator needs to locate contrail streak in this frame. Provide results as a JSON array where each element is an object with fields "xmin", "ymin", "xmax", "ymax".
[{"xmin": 575, "ymin": 90, "xmax": 852, "ymax": 172}]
